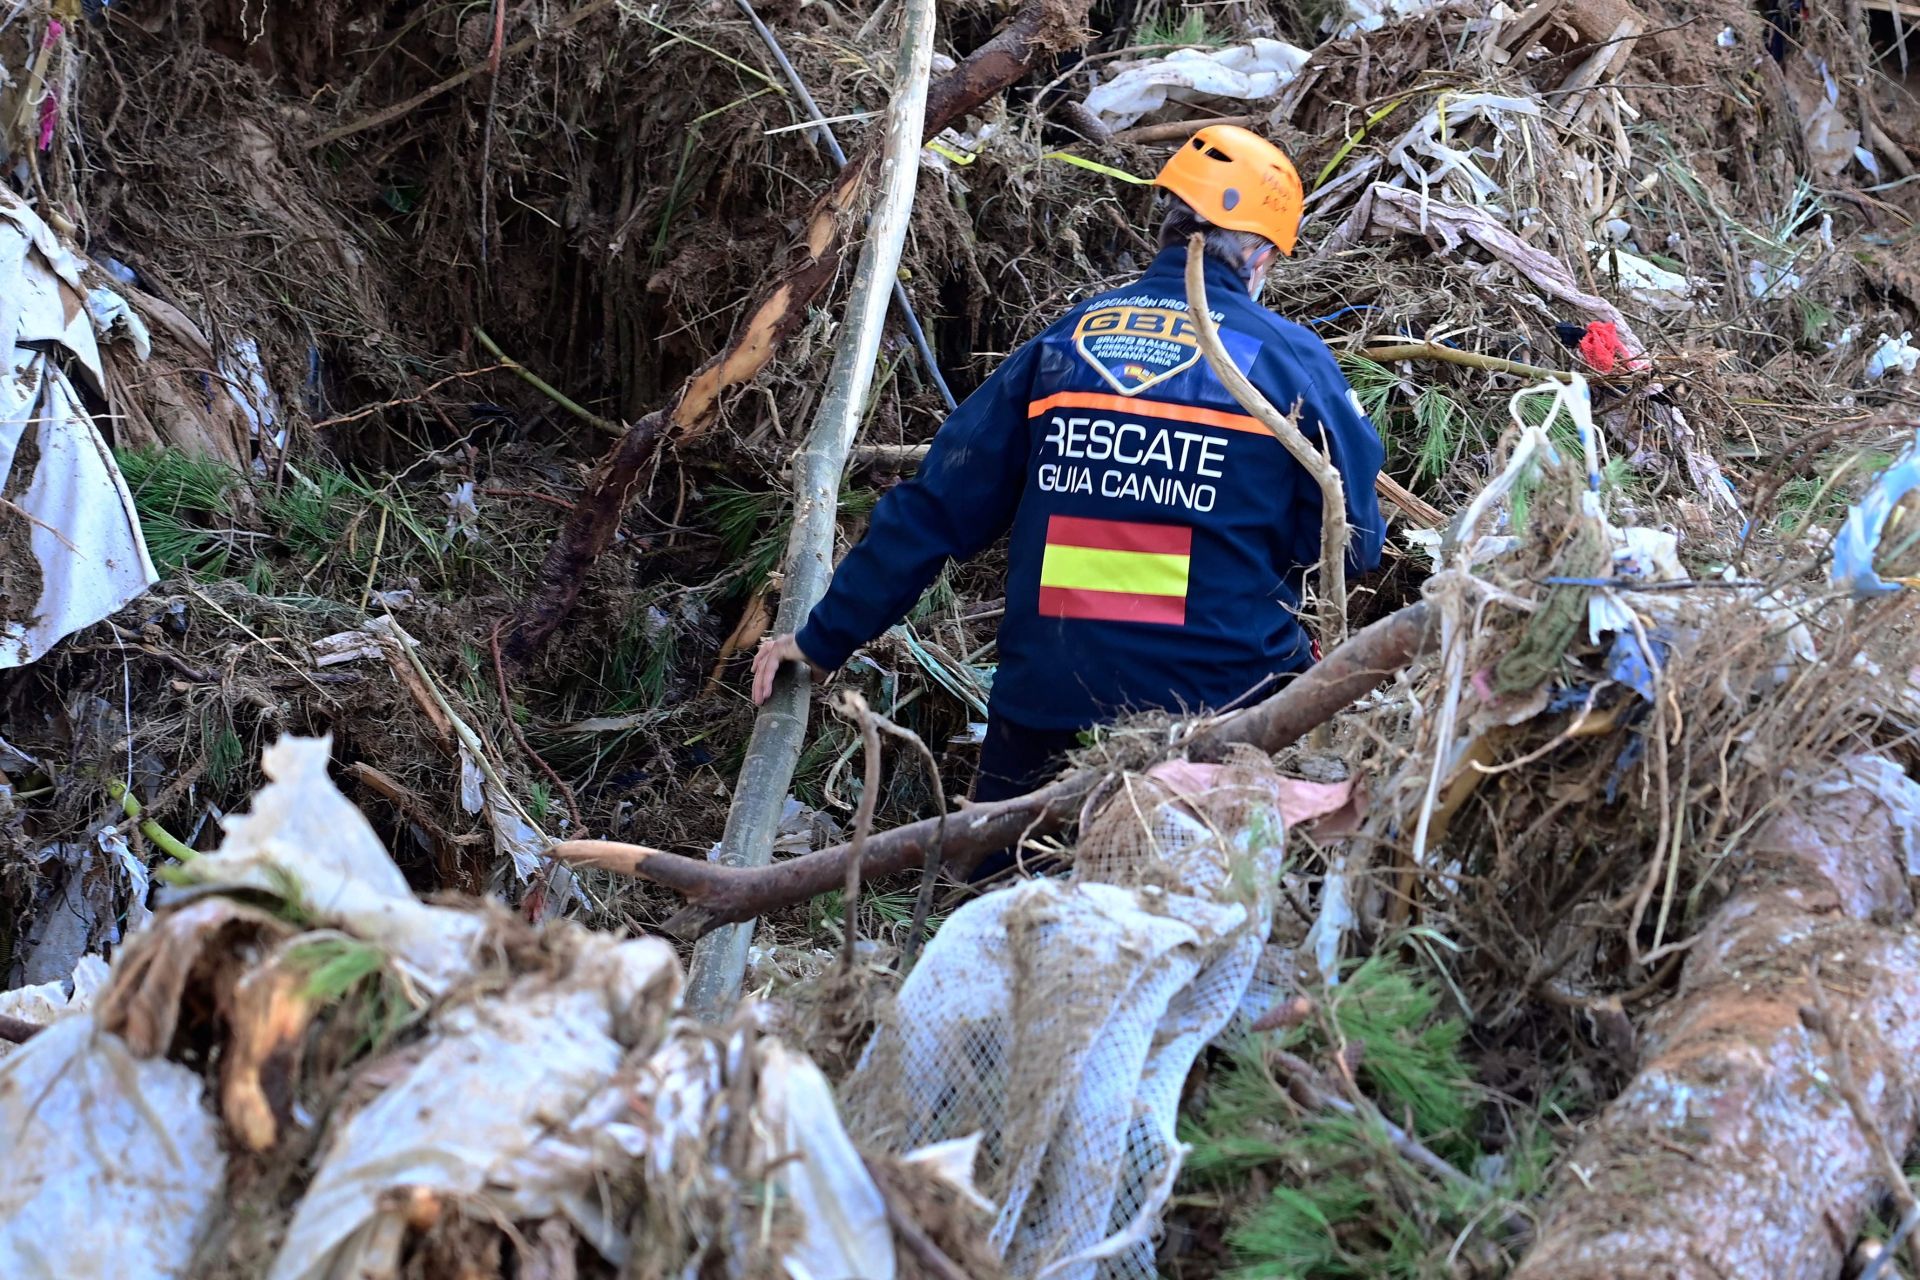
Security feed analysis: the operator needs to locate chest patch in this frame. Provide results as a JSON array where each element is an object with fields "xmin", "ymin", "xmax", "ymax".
[{"xmin": 1072, "ymin": 305, "xmax": 1203, "ymax": 395}]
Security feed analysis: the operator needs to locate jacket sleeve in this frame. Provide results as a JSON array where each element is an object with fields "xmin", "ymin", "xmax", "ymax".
[
  {"xmin": 1262, "ymin": 334, "xmax": 1388, "ymax": 577},
  {"xmin": 794, "ymin": 336, "xmax": 1041, "ymax": 672}
]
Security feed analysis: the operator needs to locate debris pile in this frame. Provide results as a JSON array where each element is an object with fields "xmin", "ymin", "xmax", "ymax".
[
  {"xmin": 1, "ymin": 0, "xmax": 1919, "ymax": 1275},
  {"xmin": 0, "ymin": 737, "xmax": 991, "ymax": 1280}
]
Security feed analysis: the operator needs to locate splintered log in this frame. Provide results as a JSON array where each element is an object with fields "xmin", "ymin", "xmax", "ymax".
[
  {"xmin": 505, "ymin": 0, "xmax": 1094, "ymax": 664},
  {"xmin": 1512, "ymin": 759, "xmax": 1920, "ymax": 1280},
  {"xmin": 552, "ymin": 602, "xmax": 1436, "ymax": 937}
]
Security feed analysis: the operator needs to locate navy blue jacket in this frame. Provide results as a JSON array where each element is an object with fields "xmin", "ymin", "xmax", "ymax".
[{"xmin": 796, "ymin": 245, "xmax": 1387, "ymax": 731}]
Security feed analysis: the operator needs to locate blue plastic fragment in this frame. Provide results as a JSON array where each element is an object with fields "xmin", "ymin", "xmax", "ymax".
[
  {"xmin": 1605, "ymin": 733, "xmax": 1645, "ymax": 804},
  {"xmin": 1832, "ymin": 429, "xmax": 1920, "ymax": 597},
  {"xmin": 1605, "ymin": 627, "xmax": 1670, "ymax": 702}
]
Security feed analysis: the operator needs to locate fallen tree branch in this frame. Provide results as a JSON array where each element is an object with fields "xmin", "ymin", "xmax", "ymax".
[
  {"xmin": 1187, "ymin": 236, "xmax": 1350, "ymax": 647},
  {"xmin": 1803, "ymin": 968, "xmax": 1920, "ymax": 1280},
  {"xmin": 683, "ymin": 0, "xmax": 935, "ymax": 1018},
  {"xmin": 551, "ymin": 601, "xmax": 1436, "ymax": 937},
  {"xmin": 504, "ymin": 0, "xmax": 1094, "ymax": 665}
]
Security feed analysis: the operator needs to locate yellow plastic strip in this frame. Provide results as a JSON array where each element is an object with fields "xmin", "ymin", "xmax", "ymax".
[
  {"xmin": 1040, "ymin": 544, "xmax": 1190, "ymax": 596},
  {"xmin": 1044, "ymin": 151, "xmax": 1153, "ymax": 185},
  {"xmin": 1312, "ymin": 97, "xmax": 1408, "ymax": 192},
  {"xmin": 925, "ymin": 139, "xmax": 977, "ymax": 165}
]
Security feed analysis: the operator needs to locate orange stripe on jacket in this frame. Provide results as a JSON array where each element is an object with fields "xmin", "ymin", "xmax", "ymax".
[{"xmin": 1026, "ymin": 390, "xmax": 1268, "ymax": 436}]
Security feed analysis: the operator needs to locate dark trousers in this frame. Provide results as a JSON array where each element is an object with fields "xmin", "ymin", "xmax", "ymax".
[{"xmin": 968, "ymin": 714, "xmax": 1084, "ymax": 881}]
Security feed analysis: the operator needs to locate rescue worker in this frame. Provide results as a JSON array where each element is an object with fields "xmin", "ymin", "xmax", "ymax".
[{"xmin": 752, "ymin": 126, "xmax": 1387, "ymax": 857}]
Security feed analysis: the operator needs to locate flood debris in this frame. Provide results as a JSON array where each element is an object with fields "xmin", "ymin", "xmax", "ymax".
[
  {"xmin": 1514, "ymin": 759, "xmax": 1920, "ymax": 1280},
  {"xmin": 1, "ymin": 188, "xmax": 158, "ymax": 668},
  {"xmin": 2, "ymin": 0, "xmax": 1920, "ymax": 1274},
  {"xmin": 0, "ymin": 736, "xmax": 989, "ymax": 1280}
]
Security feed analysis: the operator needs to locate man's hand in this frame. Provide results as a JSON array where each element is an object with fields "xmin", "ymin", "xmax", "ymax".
[{"xmin": 751, "ymin": 633, "xmax": 825, "ymax": 704}]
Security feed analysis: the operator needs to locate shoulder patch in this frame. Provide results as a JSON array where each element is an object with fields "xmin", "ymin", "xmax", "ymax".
[
  {"xmin": 1071, "ymin": 305, "xmax": 1203, "ymax": 395},
  {"xmin": 1348, "ymin": 388, "xmax": 1368, "ymax": 419}
]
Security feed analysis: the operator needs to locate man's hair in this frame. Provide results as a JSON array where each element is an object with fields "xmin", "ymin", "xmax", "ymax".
[{"xmin": 1157, "ymin": 199, "xmax": 1273, "ymax": 277}]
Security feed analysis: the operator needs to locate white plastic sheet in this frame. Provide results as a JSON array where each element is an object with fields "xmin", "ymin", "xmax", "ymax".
[
  {"xmin": 0, "ymin": 952, "xmax": 109, "ymax": 1041},
  {"xmin": 0, "ymin": 188, "xmax": 158, "ymax": 668},
  {"xmin": 180, "ymin": 735, "xmax": 488, "ymax": 993},
  {"xmin": 269, "ymin": 934, "xmax": 682, "ymax": 1280},
  {"xmin": 1081, "ymin": 39, "xmax": 1309, "ymax": 132},
  {"xmin": 0, "ymin": 1017, "xmax": 227, "ymax": 1280}
]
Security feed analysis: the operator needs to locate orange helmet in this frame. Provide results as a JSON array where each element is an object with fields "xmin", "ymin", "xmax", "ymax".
[{"xmin": 1153, "ymin": 125, "xmax": 1304, "ymax": 256}]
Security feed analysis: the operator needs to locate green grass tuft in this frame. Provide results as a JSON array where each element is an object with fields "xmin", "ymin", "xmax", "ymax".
[
  {"xmin": 1137, "ymin": 6, "xmax": 1224, "ymax": 47},
  {"xmin": 116, "ymin": 447, "xmax": 242, "ymax": 579}
]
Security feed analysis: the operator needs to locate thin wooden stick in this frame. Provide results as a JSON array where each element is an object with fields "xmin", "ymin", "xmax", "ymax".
[
  {"xmin": 473, "ymin": 326, "xmax": 621, "ymax": 435},
  {"xmin": 1186, "ymin": 235, "xmax": 1350, "ymax": 647},
  {"xmin": 490, "ymin": 621, "xmax": 586, "ymax": 835},
  {"xmin": 836, "ymin": 692, "xmax": 883, "ymax": 969},
  {"xmin": 1363, "ymin": 342, "xmax": 1576, "ymax": 382}
]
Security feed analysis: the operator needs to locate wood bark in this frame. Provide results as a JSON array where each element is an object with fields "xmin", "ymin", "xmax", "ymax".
[
  {"xmin": 505, "ymin": 0, "xmax": 1093, "ymax": 664},
  {"xmin": 682, "ymin": 0, "xmax": 936, "ymax": 1018},
  {"xmin": 1511, "ymin": 760, "xmax": 1920, "ymax": 1280},
  {"xmin": 551, "ymin": 601, "xmax": 1437, "ymax": 938}
]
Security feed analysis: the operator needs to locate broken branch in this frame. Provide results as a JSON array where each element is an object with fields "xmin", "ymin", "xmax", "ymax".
[
  {"xmin": 1187, "ymin": 235, "xmax": 1351, "ymax": 647},
  {"xmin": 683, "ymin": 0, "xmax": 936, "ymax": 1017},
  {"xmin": 473, "ymin": 327, "xmax": 620, "ymax": 436},
  {"xmin": 550, "ymin": 602, "xmax": 1437, "ymax": 937}
]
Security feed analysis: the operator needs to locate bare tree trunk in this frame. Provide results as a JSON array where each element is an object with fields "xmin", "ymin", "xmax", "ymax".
[
  {"xmin": 682, "ymin": 0, "xmax": 937, "ymax": 1018},
  {"xmin": 504, "ymin": 0, "xmax": 1093, "ymax": 665},
  {"xmin": 1512, "ymin": 759, "xmax": 1920, "ymax": 1280}
]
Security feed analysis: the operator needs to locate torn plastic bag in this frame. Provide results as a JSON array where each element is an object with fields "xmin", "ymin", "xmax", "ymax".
[
  {"xmin": 1, "ymin": 188, "xmax": 159, "ymax": 668},
  {"xmin": 174, "ymin": 735, "xmax": 488, "ymax": 993},
  {"xmin": 1321, "ymin": 184, "xmax": 1647, "ymax": 359},
  {"xmin": 759, "ymin": 1040, "xmax": 897, "ymax": 1280},
  {"xmin": 269, "ymin": 934, "xmax": 682, "ymax": 1280},
  {"xmin": 1383, "ymin": 92, "xmax": 1540, "ymax": 206},
  {"xmin": 1081, "ymin": 39, "xmax": 1308, "ymax": 132},
  {"xmin": 0, "ymin": 952, "xmax": 109, "ymax": 1038},
  {"xmin": 0, "ymin": 1016, "xmax": 227, "ymax": 1280},
  {"xmin": 1593, "ymin": 243, "xmax": 1705, "ymax": 313},
  {"xmin": 1866, "ymin": 331, "xmax": 1920, "ymax": 380}
]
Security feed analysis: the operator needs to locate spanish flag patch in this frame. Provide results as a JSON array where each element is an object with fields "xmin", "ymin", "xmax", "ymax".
[{"xmin": 1038, "ymin": 515, "xmax": 1191, "ymax": 626}]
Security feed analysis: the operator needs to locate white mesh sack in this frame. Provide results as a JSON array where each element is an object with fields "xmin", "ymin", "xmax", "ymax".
[{"xmin": 843, "ymin": 758, "xmax": 1287, "ymax": 1280}]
